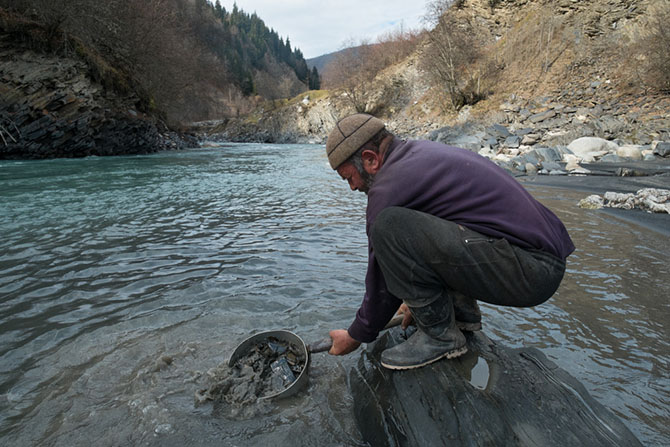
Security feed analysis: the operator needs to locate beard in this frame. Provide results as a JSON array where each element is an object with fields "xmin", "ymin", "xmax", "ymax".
[{"xmin": 359, "ymin": 169, "xmax": 375, "ymax": 195}]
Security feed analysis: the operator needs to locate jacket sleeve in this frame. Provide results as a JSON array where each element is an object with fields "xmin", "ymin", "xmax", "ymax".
[{"xmin": 347, "ymin": 241, "xmax": 403, "ymax": 343}]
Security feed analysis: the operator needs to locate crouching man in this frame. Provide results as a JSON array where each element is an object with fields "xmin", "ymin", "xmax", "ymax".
[{"xmin": 326, "ymin": 113, "xmax": 575, "ymax": 370}]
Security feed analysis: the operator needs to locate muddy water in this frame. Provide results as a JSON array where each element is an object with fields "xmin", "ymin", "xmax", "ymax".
[{"xmin": 0, "ymin": 143, "xmax": 667, "ymax": 446}]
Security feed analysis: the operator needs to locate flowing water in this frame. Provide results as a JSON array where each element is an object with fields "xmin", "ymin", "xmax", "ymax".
[{"xmin": 0, "ymin": 143, "xmax": 668, "ymax": 446}]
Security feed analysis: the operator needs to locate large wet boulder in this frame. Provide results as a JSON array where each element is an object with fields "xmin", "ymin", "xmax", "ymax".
[{"xmin": 350, "ymin": 328, "xmax": 642, "ymax": 446}]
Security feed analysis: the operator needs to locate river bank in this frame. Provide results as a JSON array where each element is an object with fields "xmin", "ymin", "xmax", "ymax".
[
  {"xmin": 196, "ymin": 81, "xmax": 670, "ymax": 206},
  {"xmin": 198, "ymin": 93, "xmax": 670, "ymax": 227}
]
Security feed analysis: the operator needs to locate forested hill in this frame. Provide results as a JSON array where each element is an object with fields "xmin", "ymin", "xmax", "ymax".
[
  {"xmin": 202, "ymin": 1, "xmax": 321, "ymax": 96},
  {"xmin": 0, "ymin": 0, "xmax": 319, "ymax": 124}
]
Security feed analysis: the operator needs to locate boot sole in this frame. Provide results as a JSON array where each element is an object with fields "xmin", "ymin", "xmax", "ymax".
[
  {"xmin": 380, "ymin": 345, "xmax": 468, "ymax": 371},
  {"xmin": 457, "ymin": 321, "xmax": 482, "ymax": 332}
]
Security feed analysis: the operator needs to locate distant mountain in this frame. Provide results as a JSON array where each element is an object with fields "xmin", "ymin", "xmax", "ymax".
[{"xmin": 307, "ymin": 48, "xmax": 354, "ymax": 72}]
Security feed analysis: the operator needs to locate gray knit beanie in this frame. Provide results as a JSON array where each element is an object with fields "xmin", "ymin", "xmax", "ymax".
[{"xmin": 326, "ymin": 113, "xmax": 385, "ymax": 169}]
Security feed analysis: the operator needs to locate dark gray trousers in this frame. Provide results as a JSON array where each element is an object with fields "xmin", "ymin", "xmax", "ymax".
[{"xmin": 370, "ymin": 207, "xmax": 566, "ymax": 308}]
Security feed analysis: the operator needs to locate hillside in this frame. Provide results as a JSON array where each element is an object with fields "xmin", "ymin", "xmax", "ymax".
[
  {"xmin": 306, "ymin": 48, "xmax": 348, "ymax": 73},
  {"xmin": 210, "ymin": 0, "xmax": 669, "ymax": 148},
  {"xmin": 0, "ymin": 0, "xmax": 318, "ymax": 125},
  {"xmin": 0, "ymin": 0, "xmax": 324, "ymax": 158}
]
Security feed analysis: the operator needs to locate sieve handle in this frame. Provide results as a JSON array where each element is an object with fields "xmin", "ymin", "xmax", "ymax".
[
  {"xmin": 308, "ymin": 337, "xmax": 333, "ymax": 353},
  {"xmin": 307, "ymin": 314, "xmax": 405, "ymax": 354}
]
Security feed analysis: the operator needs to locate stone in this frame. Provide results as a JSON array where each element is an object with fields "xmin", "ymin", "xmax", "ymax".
[
  {"xmin": 522, "ymin": 152, "xmax": 540, "ymax": 166},
  {"xmin": 637, "ymin": 188, "xmax": 670, "ymax": 213},
  {"xmin": 652, "ymin": 141, "xmax": 670, "ymax": 157},
  {"xmin": 604, "ymin": 192, "xmax": 636, "ymax": 210},
  {"xmin": 488, "ymin": 124, "xmax": 511, "ymax": 138},
  {"xmin": 529, "ymin": 147, "xmax": 561, "ymax": 162},
  {"xmin": 616, "ymin": 145, "xmax": 643, "ymax": 161},
  {"xmin": 499, "ymin": 102, "xmax": 520, "ymax": 112},
  {"xmin": 503, "ymin": 135, "xmax": 521, "ymax": 148},
  {"xmin": 563, "ymin": 153, "xmax": 580, "ymax": 164},
  {"xmin": 578, "ymin": 195, "xmax": 604, "ymax": 209},
  {"xmin": 599, "ymin": 153, "xmax": 622, "ymax": 163},
  {"xmin": 569, "ymin": 166, "xmax": 592, "ymax": 175},
  {"xmin": 484, "ymin": 137, "xmax": 498, "ymax": 148},
  {"xmin": 494, "ymin": 153, "xmax": 512, "ymax": 163},
  {"xmin": 540, "ymin": 116, "xmax": 570, "ymax": 130},
  {"xmin": 521, "ymin": 133, "xmax": 540, "ymax": 145},
  {"xmin": 567, "ymin": 137, "xmax": 618, "ymax": 159},
  {"xmin": 527, "ymin": 109, "xmax": 556, "ymax": 123},
  {"xmin": 554, "ymin": 145, "xmax": 573, "ymax": 158},
  {"xmin": 450, "ymin": 135, "xmax": 482, "ymax": 152},
  {"xmin": 0, "ymin": 41, "xmax": 193, "ymax": 159},
  {"xmin": 525, "ymin": 163, "xmax": 538, "ymax": 174},
  {"xmin": 350, "ymin": 329, "xmax": 643, "ymax": 447},
  {"xmin": 515, "ymin": 128, "xmax": 535, "ymax": 136},
  {"xmin": 565, "ymin": 159, "xmax": 586, "ymax": 172},
  {"xmin": 478, "ymin": 147, "xmax": 494, "ymax": 158},
  {"xmin": 25, "ymin": 127, "xmax": 48, "ymax": 141},
  {"xmin": 541, "ymin": 161, "xmax": 563, "ymax": 171},
  {"xmin": 590, "ymin": 115, "xmax": 626, "ymax": 135}
]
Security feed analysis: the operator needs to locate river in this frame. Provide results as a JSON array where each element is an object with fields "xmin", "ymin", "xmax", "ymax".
[{"xmin": 0, "ymin": 143, "xmax": 668, "ymax": 446}]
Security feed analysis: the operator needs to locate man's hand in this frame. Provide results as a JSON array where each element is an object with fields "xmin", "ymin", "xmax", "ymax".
[
  {"xmin": 328, "ymin": 329, "xmax": 361, "ymax": 355},
  {"xmin": 397, "ymin": 303, "xmax": 414, "ymax": 329}
]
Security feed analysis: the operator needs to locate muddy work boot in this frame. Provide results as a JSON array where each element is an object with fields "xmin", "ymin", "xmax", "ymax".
[
  {"xmin": 453, "ymin": 292, "xmax": 482, "ymax": 332},
  {"xmin": 381, "ymin": 297, "xmax": 467, "ymax": 370}
]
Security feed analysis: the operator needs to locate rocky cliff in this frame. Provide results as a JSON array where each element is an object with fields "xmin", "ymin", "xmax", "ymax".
[{"xmin": 0, "ymin": 11, "xmax": 194, "ymax": 159}]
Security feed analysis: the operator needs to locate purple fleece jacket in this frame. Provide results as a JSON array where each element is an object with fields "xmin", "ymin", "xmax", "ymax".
[{"xmin": 347, "ymin": 138, "xmax": 575, "ymax": 343}]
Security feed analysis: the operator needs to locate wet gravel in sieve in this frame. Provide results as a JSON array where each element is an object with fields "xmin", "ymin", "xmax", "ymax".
[{"xmin": 195, "ymin": 337, "xmax": 306, "ymax": 417}]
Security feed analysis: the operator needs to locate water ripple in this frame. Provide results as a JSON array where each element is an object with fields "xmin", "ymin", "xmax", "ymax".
[{"xmin": 1, "ymin": 146, "xmax": 667, "ymax": 445}]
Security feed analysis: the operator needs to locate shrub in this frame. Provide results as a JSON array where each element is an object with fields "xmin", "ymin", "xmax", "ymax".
[
  {"xmin": 637, "ymin": 3, "xmax": 670, "ymax": 92},
  {"xmin": 420, "ymin": 8, "xmax": 489, "ymax": 110}
]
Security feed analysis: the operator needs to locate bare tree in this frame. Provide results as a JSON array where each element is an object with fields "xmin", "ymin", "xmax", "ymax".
[
  {"xmin": 421, "ymin": 6, "xmax": 483, "ymax": 111},
  {"xmin": 626, "ymin": 1, "xmax": 670, "ymax": 93},
  {"xmin": 323, "ymin": 26, "xmax": 422, "ymax": 113},
  {"xmin": 322, "ymin": 40, "xmax": 373, "ymax": 112}
]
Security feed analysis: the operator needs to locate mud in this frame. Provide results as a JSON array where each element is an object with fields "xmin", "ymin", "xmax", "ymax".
[{"xmin": 195, "ymin": 337, "xmax": 306, "ymax": 418}]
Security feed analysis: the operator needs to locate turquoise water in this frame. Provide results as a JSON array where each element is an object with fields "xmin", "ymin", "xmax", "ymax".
[{"xmin": 0, "ymin": 144, "xmax": 668, "ymax": 445}]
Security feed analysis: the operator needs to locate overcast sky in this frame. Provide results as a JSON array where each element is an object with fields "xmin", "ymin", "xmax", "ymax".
[{"xmin": 217, "ymin": 0, "xmax": 430, "ymax": 59}]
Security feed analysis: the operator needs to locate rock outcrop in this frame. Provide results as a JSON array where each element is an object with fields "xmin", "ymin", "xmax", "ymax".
[
  {"xmin": 0, "ymin": 23, "xmax": 192, "ymax": 159},
  {"xmin": 350, "ymin": 327, "xmax": 643, "ymax": 446}
]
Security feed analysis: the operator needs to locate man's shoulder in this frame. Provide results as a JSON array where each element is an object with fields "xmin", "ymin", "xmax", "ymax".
[{"xmin": 391, "ymin": 139, "xmax": 476, "ymax": 163}]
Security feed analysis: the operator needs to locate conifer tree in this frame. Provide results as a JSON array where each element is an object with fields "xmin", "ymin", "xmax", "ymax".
[{"xmin": 309, "ymin": 66, "xmax": 321, "ymax": 90}]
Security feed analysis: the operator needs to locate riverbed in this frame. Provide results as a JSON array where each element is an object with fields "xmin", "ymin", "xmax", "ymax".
[{"xmin": 0, "ymin": 143, "xmax": 668, "ymax": 445}]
